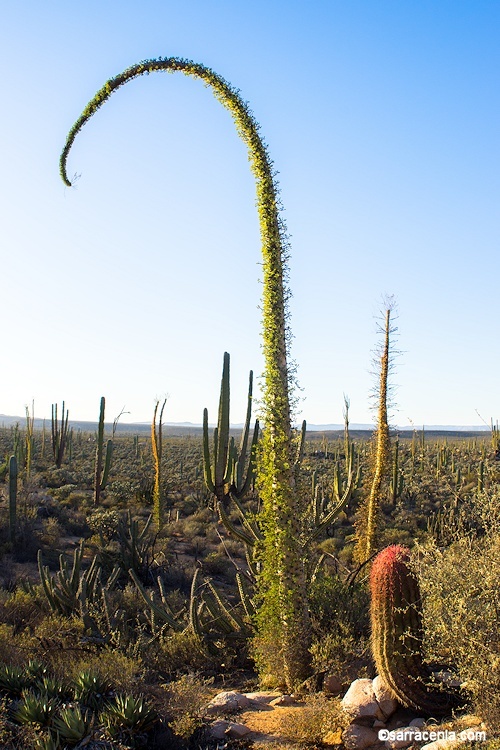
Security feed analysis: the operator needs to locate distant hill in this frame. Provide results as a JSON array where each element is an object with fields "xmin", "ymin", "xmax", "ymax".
[{"xmin": 0, "ymin": 414, "xmax": 492, "ymax": 439}]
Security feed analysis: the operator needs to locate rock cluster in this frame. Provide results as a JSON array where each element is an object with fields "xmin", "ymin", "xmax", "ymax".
[{"xmin": 203, "ymin": 678, "xmax": 484, "ymax": 749}]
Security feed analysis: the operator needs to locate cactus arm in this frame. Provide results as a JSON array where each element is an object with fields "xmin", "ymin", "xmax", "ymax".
[
  {"xmin": 202, "ymin": 408, "xmax": 216, "ymax": 494},
  {"xmin": 236, "ymin": 370, "xmax": 253, "ymax": 488},
  {"xmin": 234, "ymin": 419, "xmax": 259, "ymax": 499},
  {"xmin": 236, "ymin": 571, "xmax": 256, "ymax": 619},
  {"xmin": 128, "ymin": 569, "xmax": 181, "ymax": 631},
  {"xmin": 101, "ymin": 440, "xmax": 113, "ymax": 489},
  {"xmin": 214, "ymin": 352, "xmax": 231, "ymax": 497},
  {"xmin": 216, "ymin": 500, "xmax": 256, "ymax": 547}
]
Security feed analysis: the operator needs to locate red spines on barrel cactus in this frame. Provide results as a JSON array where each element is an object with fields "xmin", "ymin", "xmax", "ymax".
[{"xmin": 370, "ymin": 544, "xmax": 462, "ymax": 717}]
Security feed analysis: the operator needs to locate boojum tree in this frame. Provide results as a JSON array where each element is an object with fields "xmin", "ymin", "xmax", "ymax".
[{"xmin": 60, "ymin": 57, "xmax": 311, "ymax": 688}]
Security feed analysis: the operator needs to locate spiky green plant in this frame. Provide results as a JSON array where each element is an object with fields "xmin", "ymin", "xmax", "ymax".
[
  {"xmin": 60, "ymin": 56, "xmax": 310, "ymax": 688},
  {"xmin": 101, "ymin": 694, "xmax": 158, "ymax": 739},
  {"xmin": 370, "ymin": 544, "xmax": 463, "ymax": 717},
  {"xmin": 12, "ymin": 691, "xmax": 58, "ymax": 727},
  {"xmin": 73, "ymin": 669, "xmax": 112, "ymax": 710},
  {"xmin": 52, "ymin": 705, "xmax": 93, "ymax": 745},
  {"xmin": 0, "ymin": 664, "xmax": 28, "ymax": 697}
]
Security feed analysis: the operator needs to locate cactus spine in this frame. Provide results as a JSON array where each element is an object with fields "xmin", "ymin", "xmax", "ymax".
[
  {"xmin": 9, "ymin": 455, "xmax": 17, "ymax": 544},
  {"xmin": 60, "ymin": 57, "xmax": 309, "ymax": 688},
  {"xmin": 370, "ymin": 545, "xmax": 462, "ymax": 716},
  {"xmin": 94, "ymin": 397, "xmax": 113, "ymax": 504}
]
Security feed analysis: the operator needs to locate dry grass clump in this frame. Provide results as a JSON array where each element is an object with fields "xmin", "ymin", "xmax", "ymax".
[{"xmin": 277, "ymin": 694, "xmax": 344, "ymax": 746}]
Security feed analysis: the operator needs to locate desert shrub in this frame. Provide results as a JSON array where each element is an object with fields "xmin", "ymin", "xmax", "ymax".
[
  {"xmin": 415, "ymin": 530, "xmax": 500, "ymax": 731},
  {"xmin": 0, "ymin": 588, "xmax": 44, "ymax": 632},
  {"xmin": 277, "ymin": 693, "xmax": 344, "ymax": 745},
  {"xmin": 68, "ymin": 650, "xmax": 141, "ymax": 695},
  {"xmin": 0, "ymin": 623, "xmax": 24, "ymax": 665},
  {"xmin": 39, "ymin": 517, "xmax": 62, "ymax": 547},
  {"xmin": 202, "ymin": 551, "xmax": 234, "ymax": 578},
  {"xmin": 155, "ymin": 630, "xmax": 220, "ymax": 676},
  {"xmin": 164, "ymin": 673, "xmax": 212, "ymax": 739},
  {"xmin": 308, "ymin": 572, "xmax": 369, "ymax": 638}
]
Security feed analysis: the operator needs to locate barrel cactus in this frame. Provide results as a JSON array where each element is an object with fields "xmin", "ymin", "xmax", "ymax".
[{"xmin": 370, "ymin": 544, "xmax": 463, "ymax": 716}]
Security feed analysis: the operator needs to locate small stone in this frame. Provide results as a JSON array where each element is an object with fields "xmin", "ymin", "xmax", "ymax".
[
  {"xmin": 420, "ymin": 740, "xmax": 458, "ymax": 750},
  {"xmin": 244, "ymin": 691, "xmax": 281, "ymax": 704},
  {"xmin": 342, "ymin": 678, "xmax": 384, "ymax": 721},
  {"xmin": 205, "ymin": 690, "xmax": 252, "ymax": 715},
  {"xmin": 227, "ymin": 722, "xmax": 252, "ymax": 739},
  {"xmin": 210, "ymin": 720, "xmax": 230, "ymax": 739},
  {"xmin": 372, "ymin": 675, "xmax": 399, "ymax": 719},
  {"xmin": 323, "ymin": 673, "xmax": 343, "ymax": 696},
  {"xmin": 385, "ymin": 726, "xmax": 419, "ymax": 749},
  {"xmin": 343, "ymin": 723, "xmax": 380, "ymax": 750},
  {"xmin": 270, "ymin": 694, "xmax": 297, "ymax": 706},
  {"xmin": 409, "ymin": 718, "xmax": 426, "ymax": 728}
]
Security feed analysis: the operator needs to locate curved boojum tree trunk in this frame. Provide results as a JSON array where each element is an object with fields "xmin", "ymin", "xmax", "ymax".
[{"xmin": 60, "ymin": 57, "xmax": 311, "ymax": 688}]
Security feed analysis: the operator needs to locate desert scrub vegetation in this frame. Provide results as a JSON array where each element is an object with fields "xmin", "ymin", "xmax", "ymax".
[
  {"xmin": 0, "ymin": 51, "xmax": 499, "ymax": 745},
  {"xmin": 415, "ymin": 488, "xmax": 500, "ymax": 732}
]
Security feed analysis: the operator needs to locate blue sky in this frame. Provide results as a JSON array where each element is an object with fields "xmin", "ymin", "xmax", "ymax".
[{"xmin": 1, "ymin": 1, "xmax": 499, "ymax": 427}]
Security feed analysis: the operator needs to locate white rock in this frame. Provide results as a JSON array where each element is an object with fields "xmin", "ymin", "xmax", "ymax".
[
  {"xmin": 244, "ymin": 691, "xmax": 281, "ymax": 704},
  {"xmin": 420, "ymin": 740, "xmax": 457, "ymax": 750},
  {"xmin": 372, "ymin": 675, "xmax": 399, "ymax": 719},
  {"xmin": 270, "ymin": 694, "xmax": 297, "ymax": 706},
  {"xmin": 342, "ymin": 678, "xmax": 384, "ymax": 721},
  {"xmin": 385, "ymin": 726, "xmax": 420, "ymax": 749},
  {"xmin": 205, "ymin": 691, "xmax": 253, "ymax": 715},
  {"xmin": 342, "ymin": 724, "xmax": 380, "ymax": 750}
]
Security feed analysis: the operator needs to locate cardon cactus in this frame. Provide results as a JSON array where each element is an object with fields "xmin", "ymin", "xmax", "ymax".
[{"xmin": 370, "ymin": 544, "xmax": 462, "ymax": 716}]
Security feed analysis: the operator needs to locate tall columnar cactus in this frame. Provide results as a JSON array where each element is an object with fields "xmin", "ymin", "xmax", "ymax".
[
  {"xmin": 390, "ymin": 437, "xmax": 404, "ymax": 504},
  {"xmin": 51, "ymin": 401, "xmax": 69, "ymax": 469},
  {"xmin": 60, "ymin": 58, "xmax": 310, "ymax": 688},
  {"xmin": 8, "ymin": 455, "xmax": 17, "ymax": 544},
  {"xmin": 151, "ymin": 399, "xmax": 166, "ymax": 530},
  {"xmin": 25, "ymin": 402, "xmax": 35, "ymax": 479},
  {"xmin": 94, "ymin": 397, "xmax": 113, "ymax": 505},
  {"xmin": 370, "ymin": 545, "xmax": 462, "ymax": 716},
  {"xmin": 203, "ymin": 352, "xmax": 259, "ymax": 509}
]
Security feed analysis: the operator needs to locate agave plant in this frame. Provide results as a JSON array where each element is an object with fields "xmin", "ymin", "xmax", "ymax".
[
  {"xmin": 52, "ymin": 705, "xmax": 94, "ymax": 746},
  {"xmin": 72, "ymin": 669, "xmax": 112, "ymax": 710},
  {"xmin": 101, "ymin": 694, "xmax": 158, "ymax": 739},
  {"xmin": 0, "ymin": 664, "xmax": 28, "ymax": 696},
  {"xmin": 36, "ymin": 675, "xmax": 69, "ymax": 701},
  {"xmin": 33, "ymin": 732, "xmax": 61, "ymax": 750},
  {"xmin": 12, "ymin": 690, "xmax": 58, "ymax": 727}
]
